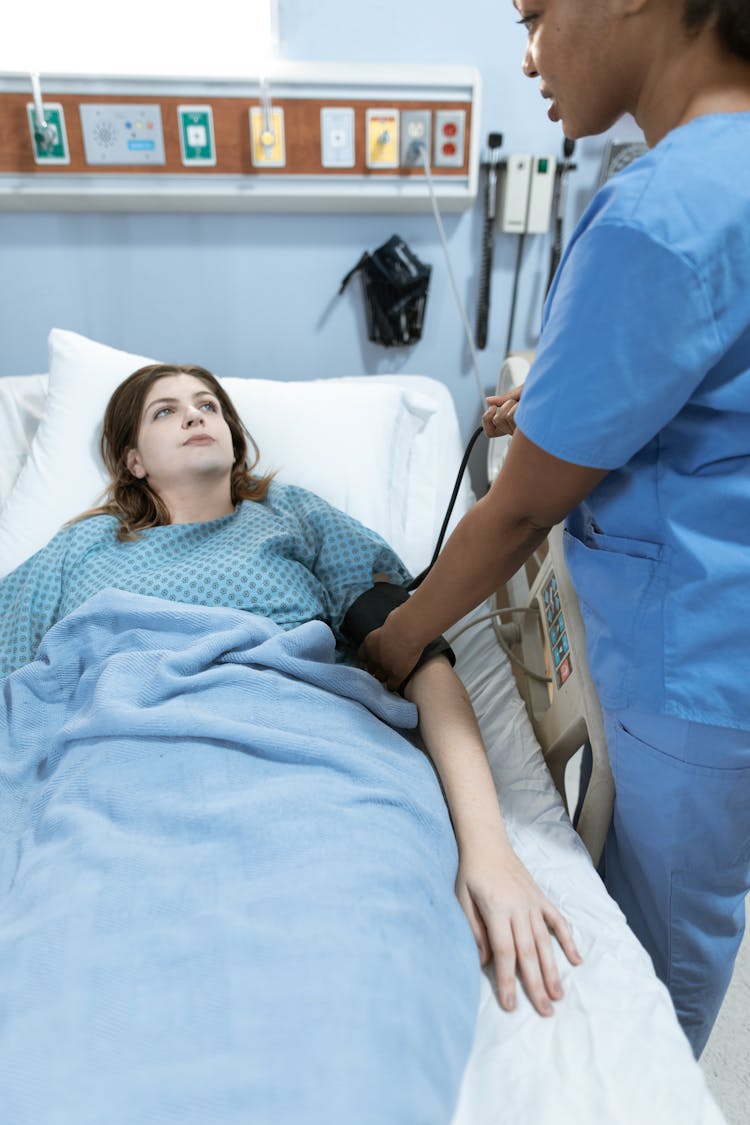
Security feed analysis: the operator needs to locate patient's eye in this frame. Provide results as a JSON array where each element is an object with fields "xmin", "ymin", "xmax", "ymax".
[
  {"xmin": 199, "ymin": 400, "xmax": 218, "ymax": 412},
  {"xmin": 154, "ymin": 406, "xmax": 173, "ymax": 419}
]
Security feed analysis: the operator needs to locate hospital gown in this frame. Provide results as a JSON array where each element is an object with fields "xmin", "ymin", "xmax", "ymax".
[{"xmin": 0, "ymin": 481, "xmax": 410, "ymax": 676}]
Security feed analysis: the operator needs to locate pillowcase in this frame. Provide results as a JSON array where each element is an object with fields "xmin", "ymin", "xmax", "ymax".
[
  {"xmin": 0, "ymin": 374, "xmax": 48, "ymax": 509},
  {"xmin": 0, "ymin": 329, "xmax": 435, "ymax": 579}
]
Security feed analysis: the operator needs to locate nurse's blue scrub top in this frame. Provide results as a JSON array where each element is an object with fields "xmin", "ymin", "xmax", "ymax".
[{"xmin": 515, "ymin": 113, "xmax": 750, "ymax": 732}]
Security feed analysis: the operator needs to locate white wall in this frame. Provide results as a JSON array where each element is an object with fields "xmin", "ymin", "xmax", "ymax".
[{"xmin": 0, "ymin": 0, "xmax": 642, "ymax": 448}]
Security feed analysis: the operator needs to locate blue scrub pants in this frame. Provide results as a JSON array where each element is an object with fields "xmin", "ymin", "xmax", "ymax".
[{"xmin": 601, "ymin": 708, "xmax": 750, "ymax": 1058}]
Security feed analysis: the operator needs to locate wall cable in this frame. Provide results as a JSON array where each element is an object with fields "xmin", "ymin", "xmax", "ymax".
[{"xmin": 418, "ymin": 143, "xmax": 486, "ymax": 410}]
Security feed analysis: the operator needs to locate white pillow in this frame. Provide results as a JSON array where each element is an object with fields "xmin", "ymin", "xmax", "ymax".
[
  {"xmin": 0, "ymin": 329, "xmax": 434, "ymax": 579},
  {"xmin": 0, "ymin": 374, "xmax": 48, "ymax": 508}
]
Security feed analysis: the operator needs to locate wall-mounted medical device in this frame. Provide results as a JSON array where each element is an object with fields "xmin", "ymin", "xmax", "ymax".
[
  {"xmin": 0, "ymin": 63, "xmax": 480, "ymax": 213},
  {"xmin": 497, "ymin": 153, "xmax": 557, "ymax": 234}
]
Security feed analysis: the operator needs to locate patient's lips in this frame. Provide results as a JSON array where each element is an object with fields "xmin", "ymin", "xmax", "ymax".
[{"xmin": 184, "ymin": 434, "xmax": 214, "ymax": 445}]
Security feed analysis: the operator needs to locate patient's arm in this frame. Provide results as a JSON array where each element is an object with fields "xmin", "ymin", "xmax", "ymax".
[{"xmin": 403, "ymin": 656, "xmax": 582, "ymax": 1017}]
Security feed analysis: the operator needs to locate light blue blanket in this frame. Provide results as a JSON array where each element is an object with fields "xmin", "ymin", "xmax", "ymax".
[{"xmin": 0, "ymin": 589, "xmax": 479, "ymax": 1125}]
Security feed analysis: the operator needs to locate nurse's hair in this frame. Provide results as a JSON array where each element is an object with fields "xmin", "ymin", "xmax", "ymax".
[
  {"xmin": 682, "ymin": 0, "xmax": 750, "ymax": 60},
  {"xmin": 74, "ymin": 363, "xmax": 274, "ymax": 541}
]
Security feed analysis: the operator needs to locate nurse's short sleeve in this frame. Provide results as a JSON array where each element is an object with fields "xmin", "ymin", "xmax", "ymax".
[{"xmin": 515, "ymin": 222, "xmax": 722, "ymax": 469}]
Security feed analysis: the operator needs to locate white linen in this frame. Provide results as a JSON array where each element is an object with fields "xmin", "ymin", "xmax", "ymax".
[
  {"xmin": 449, "ymin": 607, "xmax": 725, "ymax": 1125},
  {"xmin": 0, "ymin": 374, "xmax": 47, "ymax": 504},
  {"xmin": 0, "ymin": 363, "xmax": 726, "ymax": 1125}
]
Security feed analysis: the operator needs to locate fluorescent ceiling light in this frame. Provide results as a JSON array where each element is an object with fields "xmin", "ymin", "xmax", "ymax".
[{"xmin": 2, "ymin": 0, "xmax": 277, "ymax": 77}]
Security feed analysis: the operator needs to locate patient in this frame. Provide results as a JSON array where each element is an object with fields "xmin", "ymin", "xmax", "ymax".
[{"xmin": 0, "ymin": 362, "xmax": 581, "ymax": 1017}]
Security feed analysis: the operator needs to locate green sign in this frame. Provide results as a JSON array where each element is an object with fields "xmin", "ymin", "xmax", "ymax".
[{"xmin": 178, "ymin": 107, "xmax": 215, "ymax": 165}]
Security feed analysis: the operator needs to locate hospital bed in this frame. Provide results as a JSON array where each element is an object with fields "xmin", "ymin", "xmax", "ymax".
[{"xmin": 0, "ymin": 329, "xmax": 726, "ymax": 1125}]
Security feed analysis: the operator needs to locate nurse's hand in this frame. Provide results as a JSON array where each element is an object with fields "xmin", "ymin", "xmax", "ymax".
[
  {"xmin": 358, "ymin": 611, "xmax": 422, "ymax": 692},
  {"xmin": 483, "ymin": 385, "xmax": 523, "ymax": 437}
]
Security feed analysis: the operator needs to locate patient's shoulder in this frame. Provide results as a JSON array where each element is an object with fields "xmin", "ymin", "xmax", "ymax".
[
  {"xmin": 3, "ymin": 513, "xmax": 120, "ymax": 587},
  {"xmin": 62, "ymin": 511, "xmax": 120, "ymax": 538},
  {"xmin": 262, "ymin": 480, "xmax": 330, "ymax": 516},
  {"xmin": 50, "ymin": 512, "xmax": 120, "ymax": 554}
]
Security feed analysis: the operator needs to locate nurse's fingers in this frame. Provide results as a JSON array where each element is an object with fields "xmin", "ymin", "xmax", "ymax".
[{"xmin": 482, "ymin": 399, "xmax": 518, "ymax": 438}]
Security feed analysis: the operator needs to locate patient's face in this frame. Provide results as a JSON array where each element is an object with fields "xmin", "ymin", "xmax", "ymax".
[{"xmin": 126, "ymin": 374, "xmax": 235, "ymax": 493}]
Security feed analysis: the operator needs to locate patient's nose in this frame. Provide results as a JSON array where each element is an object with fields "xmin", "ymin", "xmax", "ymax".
[{"xmin": 184, "ymin": 406, "xmax": 204, "ymax": 427}]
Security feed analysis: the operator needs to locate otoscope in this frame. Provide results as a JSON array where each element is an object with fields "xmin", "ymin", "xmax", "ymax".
[
  {"xmin": 546, "ymin": 137, "xmax": 576, "ymax": 297},
  {"xmin": 475, "ymin": 132, "xmax": 504, "ymax": 350}
]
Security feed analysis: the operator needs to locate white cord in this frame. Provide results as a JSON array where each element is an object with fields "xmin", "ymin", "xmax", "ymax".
[
  {"xmin": 492, "ymin": 621, "xmax": 553, "ymax": 683},
  {"xmin": 445, "ymin": 604, "xmax": 537, "ymax": 644},
  {"xmin": 30, "ymin": 72, "xmax": 47, "ymax": 130},
  {"xmin": 446, "ymin": 605, "xmax": 552, "ymax": 683},
  {"xmin": 419, "ymin": 143, "xmax": 486, "ymax": 410},
  {"xmin": 259, "ymin": 74, "xmax": 275, "ymax": 142}
]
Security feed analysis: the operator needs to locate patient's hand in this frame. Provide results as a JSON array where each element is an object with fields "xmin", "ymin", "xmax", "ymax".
[
  {"xmin": 483, "ymin": 386, "xmax": 522, "ymax": 437},
  {"xmin": 399, "ymin": 656, "xmax": 581, "ymax": 1017},
  {"xmin": 456, "ymin": 836, "xmax": 582, "ymax": 1018}
]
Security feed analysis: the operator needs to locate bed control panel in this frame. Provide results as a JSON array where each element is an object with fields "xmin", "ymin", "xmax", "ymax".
[
  {"xmin": 494, "ymin": 521, "xmax": 611, "ymax": 864},
  {"xmin": 542, "ymin": 573, "xmax": 572, "ymax": 688}
]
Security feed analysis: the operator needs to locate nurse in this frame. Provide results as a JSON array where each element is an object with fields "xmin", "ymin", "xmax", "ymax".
[{"xmin": 361, "ymin": 0, "xmax": 750, "ymax": 1057}]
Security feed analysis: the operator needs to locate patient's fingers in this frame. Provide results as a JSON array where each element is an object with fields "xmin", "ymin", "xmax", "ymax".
[
  {"xmin": 511, "ymin": 917, "xmax": 554, "ymax": 1017},
  {"xmin": 489, "ymin": 921, "xmax": 519, "ymax": 1012},
  {"xmin": 543, "ymin": 902, "xmax": 583, "ymax": 966},
  {"xmin": 531, "ymin": 912, "xmax": 564, "ymax": 1001},
  {"xmin": 457, "ymin": 885, "xmax": 491, "ymax": 966}
]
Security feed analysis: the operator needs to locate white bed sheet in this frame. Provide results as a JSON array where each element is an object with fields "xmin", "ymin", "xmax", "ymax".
[
  {"xmin": 449, "ymin": 608, "xmax": 724, "ymax": 1124},
  {"xmin": 0, "ymin": 369, "xmax": 725, "ymax": 1125}
]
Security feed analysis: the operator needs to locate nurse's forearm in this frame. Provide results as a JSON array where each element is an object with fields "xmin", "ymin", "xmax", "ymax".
[
  {"xmin": 393, "ymin": 429, "xmax": 607, "ymax": 652},
  {"xmin": 397, "ymin": 494, "xmax": 548, "ymax": 651}
]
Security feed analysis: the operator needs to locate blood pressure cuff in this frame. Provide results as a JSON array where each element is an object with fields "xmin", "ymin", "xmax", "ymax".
[{"xmin": 341, "ymin": 582, "xmax": 455, "ymax": 691}]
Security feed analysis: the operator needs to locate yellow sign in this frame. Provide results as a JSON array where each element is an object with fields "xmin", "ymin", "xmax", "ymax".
[
  {"xmin": 366, "ymin": 111, "xmax": 399, "ymax": 168},
  {"xmin": 249, "ymin": 107, "xmax": 286, "ymax": 167}
]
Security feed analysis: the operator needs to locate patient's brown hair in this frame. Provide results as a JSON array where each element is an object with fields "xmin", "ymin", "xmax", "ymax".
[{"xmin": 74, "ymin": 363, "xmax": 274, "ymax": 540}]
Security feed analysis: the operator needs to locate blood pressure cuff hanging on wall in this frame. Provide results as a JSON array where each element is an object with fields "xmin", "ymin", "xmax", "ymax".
[
  {"xmin": 339, "ymin": 235, "xmax": 431, "ymax": 347},
  {"xmin": 341, "ymin": 582, "xmax": 455, "ymax": 692}
]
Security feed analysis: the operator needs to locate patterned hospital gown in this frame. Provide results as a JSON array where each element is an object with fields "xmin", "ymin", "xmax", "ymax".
[{"xmin": 0, "ymin": 482, "xmax": 410, "ymax": 676}]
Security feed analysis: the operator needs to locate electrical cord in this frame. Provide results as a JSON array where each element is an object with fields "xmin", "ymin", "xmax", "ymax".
[
  {"xmin": 406, "ymin": 423, "xmax": 483, "ymax": 591},
  {"xmin": 406, "ymin": 142, "xmax": 508, "ymax": 590},
  {"xmin": 446, "ymin": 605, "xmax": 552, "ymax": 683},
  {"xmin": 445, "ymin": 604, "xmax": 529, "ymax": 642},
  {"xmin": 494, "ymin": 623, "xmax": 552, "ymax": 682},
  {"xmin": 418, "ymin": 143, "xmax": 487, "ymax": 411}
]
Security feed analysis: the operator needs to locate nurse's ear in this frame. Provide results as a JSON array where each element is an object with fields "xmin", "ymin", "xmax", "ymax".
[{"xmin": 125, "ymin": 448, "xmax": 147, "ymax": 479}]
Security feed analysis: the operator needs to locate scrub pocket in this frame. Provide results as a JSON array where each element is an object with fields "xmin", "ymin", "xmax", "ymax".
[{"xmin": 563, "ymin": 526, "xmax": 666, "ymax": 710}]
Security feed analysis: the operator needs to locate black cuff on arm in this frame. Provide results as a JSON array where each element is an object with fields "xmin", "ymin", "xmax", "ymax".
[{"xmin": 341, "ymin": 582, "xmax": 455, "ymax": 691}]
